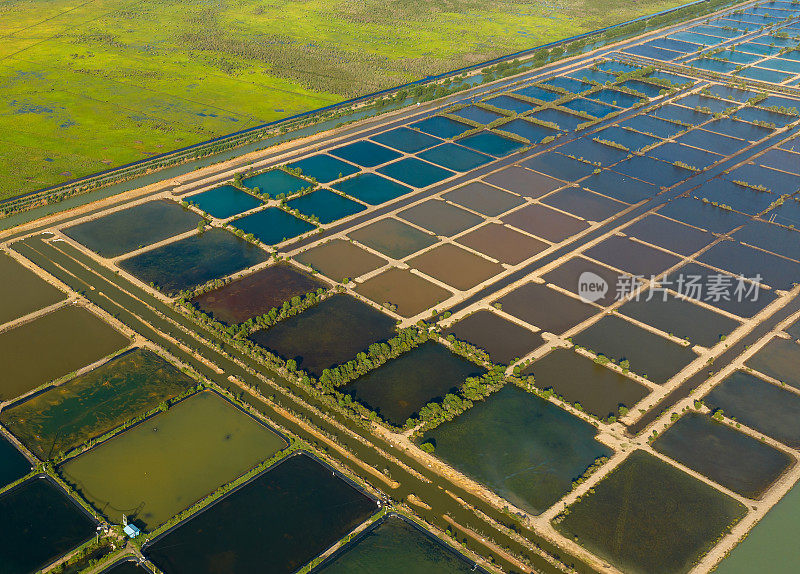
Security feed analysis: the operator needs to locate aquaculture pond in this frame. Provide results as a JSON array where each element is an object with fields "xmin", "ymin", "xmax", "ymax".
[
  {"xmin": 0, "ymin": 252, "xmax": 65, "ymax": 325},
  {"xmin": 553, "ymin": 450, "xmax": 747, "ymax": 574},
  {"xmin": 484, "ymin": 94, "xmax": 534, "ymax": 114},
  {"xmin": 745, "ymin": 337, "xmax": 800, "ymax": 389},
  {"xmin": 398, "ymin": 200, "xmax": 483, "ymax": 236},
  {"xmin": 0, "ymin": 348, "xmax": 195, "ymax": 460},
  {"xmin": 120, "ymin": 228, "xmax": 268, "ymax": 296},
  {"xmin": 497, "ymin": 282, "xmax": 596, "ymax": 335},
  {"xmin": 295, "ymin": 239, "xmax": 387, "ymax": 282},
  {"xmin": 418, "ymin": 143, "xmax": 493, "ymax": 172},
  {"xmin": 232, "ymin": 207, "xmax": 316, "ymax": 245},
  {"xmin": 583, "ymin": 235, "xmax": 681, "ymax": 278},
  {"xmin": 411, "ymin": 116, "xmax": 473, "ymax": 139},
  {"xmin": 484, "ymin": 165, "xmax": 563, "ymax": 198},
  {"xmin": 332, "ymin": 173, "xmax": 411, "ymax": 205},
  {"xmin": 144, "ymin": 453, "xmax": 376, "ymax": 574},
  {"xmin": 342, "ymin": 342, "xmax": 483, "ymax": 427},
  {"xmin": 349, "ymin": 218, "xmax": 437, "ymax": 260},
  {"xmin": 0, "ymin": 477, "xmax": 95, "ymax": 574},
  {"xmin": 698, "ymin": 240, "xmax": 800, "ymax": 292},
  {"xmin": 0, "ymin": 305, "xmax": 128, "ymax": 402},
  {"xmin": 525, "ymin": 349, "xmax": 649, "ymax": 419},
  {"xmin": 61, "ymin": 391, "xmax": 286, "ymax": 530},
  {"xmin": 288, "ymin": 154, "xmax": 359, "ymax": 183},
  {"xmin": 100, "ymin": 559, "xmax": 150, "ymax": 574},
  {"xmin": 716, "ymin": 480, "xmax": 800, "ymax": 573},
  {"xmin": 287, "ymin": 189, "xmax": 366, "ymax": 224},
  {"xmin": 187, "ymin": 185, "xmax": 262, "ymax": 219},
  {"xmin": 64, "ymin": 200, "xmax": 202, "ymax": 258},
  {"xmin": 408, "ymin": 243, "xmax": 503, "ymax": 291},
  {"xmin": 193, "ymin": 263, "xmax": 325, "ymax": 325},
  {"xmin": 355, "ymin": 267, "xmax": 451, "ymax": 318},
  {"xmin": 329, "ymin": 140, "xmax": 401, "ymax": 168},
  {"xmin": 313, "ymin": 514, "xmax": 487, "ymax": 574},
  {"xmin": 424, "ymin": 385, "xmax": 611, "ymax": 515},
  {"xmin": 445, "ymin": 310, "xmax": 541, "ymax": 364},
  {"xmin": 451, "ymin": 105, "xmax": 505, "ymax": 125},
  {"xmin": 705, "ymin": 371, "xmax": 800, "ymax": 448},
  {"xmin": 241, "ymin": 168, "xmax": 310, "ymax": 196},
  {"xmin": 0, "ymin": 434, "xmax": 29, "ymax": 487},
  {"xmin": 249, "ymin": 294, "xmax": 396, "ymax": 377},
  {"xmin": 370, "ymin": 127, "xmax": 442, "ymax": 153},
  {"xmin": 557, "ymin": 138, "xmax": 628, "ymax": 167},
  {"xmin": 377, "ymin": 157, "xmax": 454, "ymax": 188},
  {"xmin": 580, "ymin": 168, "xmax": 657, "ymax": 205},
  {"xmin": 623, "ymin": 215, "xmax": 713, "ymax": 256},
  {"xmin": 619, "ymin": 291, "xmax": 740, "ymax": 347},
  {"xmin": 573, "ymin": 315, "xmax": 697, "ymax": 384},
  {"xmin": 457, "ymin": 223, "xmax": 548, "ymax": 265},
  {"xmin": 443, "ymin": 182, "xmax": 525, "ymax": 217},
  {"xmin": 541, "ymin": 187, "xmax": 626, "ymax": 221},
  {"xmin": 502, "ymin": 203, "xmax": 588, "ymax": 242},
  {"xmin": 542, "ymin": 256, "xmax": 633, "ymax": 307},
  {"xmin": 653, "ymin": 412, "xmax": 793, "ymax": 499}
]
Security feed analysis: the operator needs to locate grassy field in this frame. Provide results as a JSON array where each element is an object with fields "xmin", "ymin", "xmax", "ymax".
[{"xmin": 0, "ymin": 0, "xmax": 689, "ymax": 199}]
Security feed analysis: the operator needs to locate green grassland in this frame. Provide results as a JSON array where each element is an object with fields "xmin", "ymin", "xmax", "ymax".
[{"xmin": 0, "ymin": 0, "xmax": 688, "ymax": 199}]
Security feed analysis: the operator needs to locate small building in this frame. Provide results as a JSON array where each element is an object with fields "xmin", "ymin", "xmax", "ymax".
[{"xmin": 123, "ymin": 524, "xmax": 141, "ymax": 539}]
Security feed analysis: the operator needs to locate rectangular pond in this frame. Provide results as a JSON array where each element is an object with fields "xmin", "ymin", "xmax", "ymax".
[
  {"xmin": 187, "ymin": 185, "xmax": 263, "ymax": 220},
  {"xmin": 249, "ymin": 294, "xmax": 396, "ymax": 377},
  {"xmin": 60, "ymin": 391, "xmax": 287, "ymax": 530},
  {"xmin": 745, "ymin": 337, "xmax": 800, "ymax": 390},
  {"xmin": 554, "ymin": 450, "xmax": 746, "ymax": 574},
  {"xmin": 349, "ymin": 218, "xmax": 437, "ymax": 260},
  {"xmin": 524, "ymin": 349, "xmax": 649, "ymax": 419},
  {"xmin": 329, "ymin": 140, "xmax": 402, "ymax": 168},
  {"xmin": 377, "ymin": 157, "xmax": 454, "ymax": 188},
  {"xmin": 0, "ymin": 251, "xmax": 65, "ymax": 326},
  {"xmin": 355, "ymin": 267, "xmax": 451, "ymax": 318},
  {"xmin": 332, "ymin": 173, "xmax": 411, "ymax": 205},
  {"xmin": 241, "ymin": 168, "xmax": 311, "ymax": 196},
  {"xmin": 287, "ymin": 154, "xmax": 359, "ymax": 183},
  {"xmin": 193, "ymin": 263, "xmax": 325, "ymax": 325},
  {"xmin": 342, "ymin": 341, "xmax": 484, "ymax": 427},
  {"xmin": 233, "ymin": 206, "xmax": 317, "ymax": 246},
  {"xmin": 573, "ymin": 315, "xmax": 697, "ymax": 384},
  {"xmin": 497, "ymin": 282, "xmax": 596, "ymax": 335},
  {"xmin": 653, "ymin": 412, "xmax": 793, "ymax": 499},
  {"xmin": 144, "ymin": 452, "xmax": 376, "ymax": 574},
  {"xmin": 120, "ymin": 228, "xmax": 269, "ymax": 295},
  {"xmin": 312, "ymin": 514, "xmax": 488, "ymax": 574},
  {"xmin": 0, "ymin": 348, "xmax": 195, "ymax": 460},
  {"xmin": 424, "ymin": 385, "xmax": 612, "ymax": 515},
  {"xmin": 408, "ymin": 243, "xmax": 503, "ymax": 291},
  {"xmin": 370, "ymin": 127, "xmax": 442, "ymax": 153},
  {"xmin": 64, "ymin": 200, "xmax": 202, "ymax": 258},
  {"xmin": 0, "ymin": 305, "xmax": 129, "ymax": 402},
  {"xmin": 0, "ymin": 434, "xmax": 30, "ymax": 488},
  {"xmin": 445, "ymin": 310, "xmax": 541, "ymax": 365},
  {"xmin": 0, "ymin": 476, "xmax": 96, "ymax": 574},
  {"xmin": 287, "ymin": 189, "xmax": 366, "ymax": 224},
  {"xmin": 294, "ymin": 239, "xmax": 387, "ymax": 283}
]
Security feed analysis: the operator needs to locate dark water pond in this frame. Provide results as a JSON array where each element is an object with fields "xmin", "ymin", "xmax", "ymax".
[
  {"xmin": 233, "ymin": 207, "xmax": 316, "ymax": 245},
  {"xmin": 0, "ymin": 434, "xmax": 30, "ymax": 488},
  {"xmin": 554, "ymin": 450, "xmax": 746, "ymax": 574},
  {"xmin": 370, "ymin": 126, "xmax": 442, "ymax": 153},
  {"xmin": 0, "ymin": 476, "xmax": 96, "ymax": 574},
  {"xmin": 745, "ymin": 337, "xmax": 800, "ymax": 390},
  {"xmin": 144, "ymin": 453, "xmax": 376, "ymax": 574},
  {"xmin": 287, "ymin": 189, "xmax": 366, "ymax": 224},
  {"xmin": 623, "ymin": 214, "xmax": 713, "ymax": 255},
  {"xmin": 287, "ymin": 154, "xmax": 359, "ymax": 183},
  {"xmin": 241, "ymin": 168, "xmax": 310, "ymax": 196},
  {"xmin": 424, "ymin": 385, "xmax": 612, "ymax": 515},
  {"xmin": 187, "ymin": 186, "xmax": 263, "ymax": 219},
  {"xmin": 653, "ymin": 412, "xmax": 793, "ymax": 499},
  {"xmin": 193, "ymin": 263, "xmax": 325, "ymax": 324},
  {"xmin": 418, "ymin": 143, "xmax": 493, "ymax": 172},
  {"xmin": 573, "ymin": 315, "xmax": 697, "ymax": 384},
  {"xmin": 377, "ymin": 157, "xmax": 454, "ymax": 188},
  {"xmin": 445, "ymin": 310, "xmax": 541, "ymax": 364},
  {"xmin": 525, "ymin": 349, "xmax": 649, "ymax": 419},
  {"xmin": 249, "ymin": 294, "xmax": 396, "ymax": 377},
  {"xmin": 313, "ymin": 514, "xmax": 488, "ymax": 573},
  {"xmin": 332, "ymin": 173, "xmax": 411, "ymax": 205},
  {"xmin": 497, "ymin": 282, "xmax": 596, "ymax": 335},
  {"xmin": 120, "ymin": 228, "xmax": 269, "ymax": 295},
  {"xmin": 64, "ymin": 200, "xmax": 202, "ymax": 258},
  {"xmin": 342, "ymin": 342, "xmax": 483, "ymax": 426},
  {"xmin": 329, "ymin": 140, "xmax": 402, "ymax": 168}
]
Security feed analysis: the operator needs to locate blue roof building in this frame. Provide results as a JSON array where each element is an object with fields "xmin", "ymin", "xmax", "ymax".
[{"xmin": 124, "ymin": 524, "xmax": 141, "ymax": 538}]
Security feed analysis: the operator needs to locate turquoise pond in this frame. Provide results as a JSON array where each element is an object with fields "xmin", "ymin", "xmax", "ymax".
[
  {"xmin": 329, "ymin": 140, "xmax": 402, "ymax": 168},
  {"xmin": 288, "ymin": 154, "xmax": 360, "ymax": 183},
  {"xmin": 418, "ymin": 143, "xmax": 493, "ymax": 172},
  {"xmin": 377, "ymin": 158, "xmax": 454, "ymax": 188},
  {"xmin": 241, "ymin": 169, "xmax": 310, "ymax": 196},
  {"xmin": 424, "ymin": 385, "xmax": 611, "ymax": 514},
  {"xmin": 332, "ymin": 173, "xmax": 411, "ymax": 205},
  {"xmin": 370, "ymin": 127, "xmax": 442, "ymax": 153},
  {"xmin": 287, "ymin": 189, "xmax": 366, "ymax": 224},
  {"xmin": 233, "ymin": 207, "xmax": 316, "ymax": 244},
  {"xmin": 187, "ymin": 185, "xmax": 263, "ymax": 219},
  {"xmin": 119, "ymin": 228, "xmax": 269, "ymax": 295}
]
